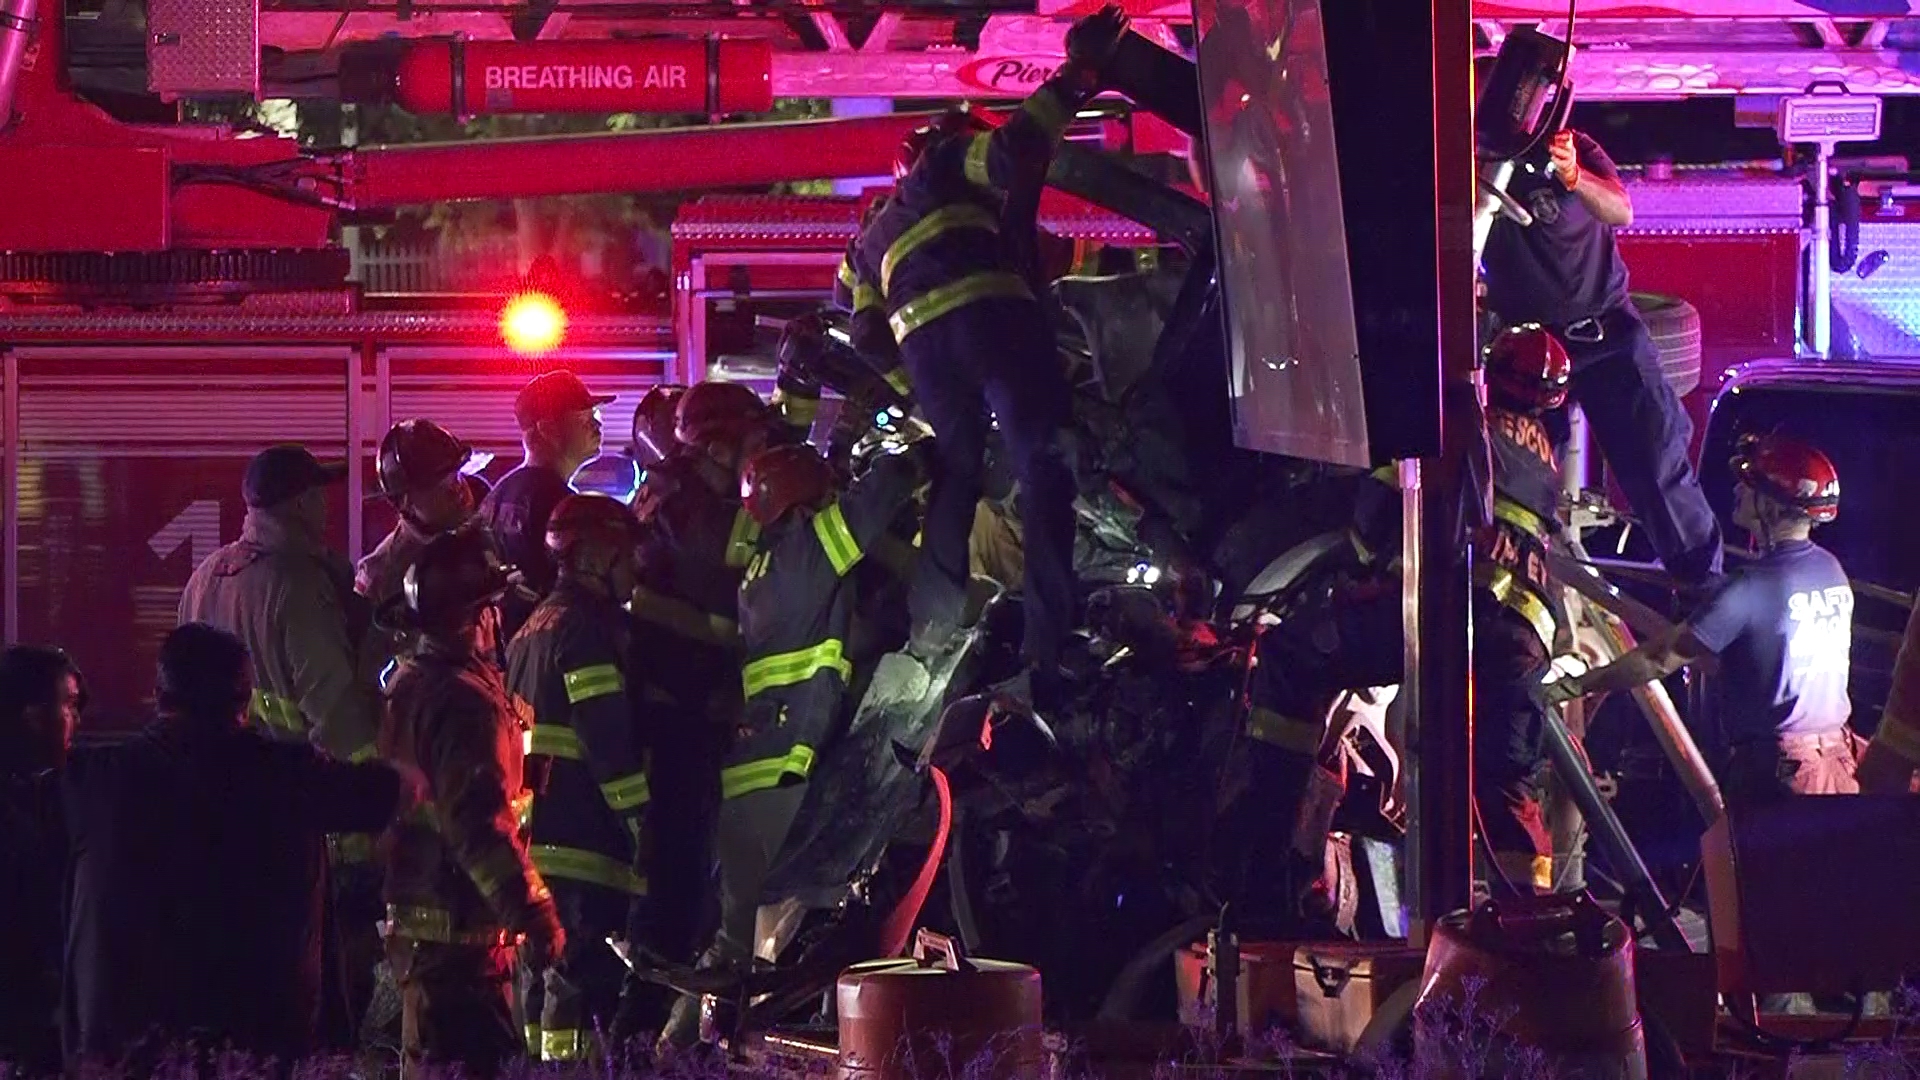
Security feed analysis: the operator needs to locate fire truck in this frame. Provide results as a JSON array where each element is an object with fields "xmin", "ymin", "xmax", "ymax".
[{"xmin": 0, "ymin": 0, "xmax": 1916, "ymax": 733}]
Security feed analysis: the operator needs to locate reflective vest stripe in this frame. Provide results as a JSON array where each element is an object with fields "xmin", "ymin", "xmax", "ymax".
[
  {"xmin": 599, "ymin": 771, "xmax": 652, "ymax": 812},
  {"xmin": 741, "ymin": 639, "xmax": 851, "ymax": 699},
  {"xmin": 524, "ymin": 1025, "xmax": 542, "ymax": 1055},
  {"xmin": 630, "ymin": 585, "xmax": 739, "ymax": 648},
  {"xmin": 529, "ymin": 844, "xmax": 647, "ymax": 895},
  {"xmin": 1370, "ymin": 465, "xmax": 1399, "ymax": 488},
  {"xmin": 1246, "ymin": 706, "xmax": 1322, "ymax": 755},
  {"xmin": 250, "ymin": 689, "xmax": 304, "ymax": 735},
  {"xmin": 853, "ymin": 283, "xmax": 883, "ymax": 314},
  {"xmin": 384, "ymin": 904, "xmax": 513, "ymax": 946},
  {"xmin": 1475, "ymin": 563, "xmax": 1559, "ymax": 651},
  {"xmin": 1493, "ymin": 496, "xmax": 1554, "ymax": 542},
  {"xmin": 726, "ymin": 510, "xmax": 761, "ymax": 569},
  {"xmin": 776, "ymin": 390, "xmax": 820, "ymax": 427},
  {"xmin": 530, "ymin": 724, "xmax": 583, "ymax": 760},
  {"xmin": 1021, "ymin": 85, "xmax": 1071, "ymax": 140},
  {"xmin": 883, "ymin": 366, "xmax": 913, "ymax": 397},
  {"xmin": 464, "ymin": 844, "xmax": 530, "ymax": 900},
  {"xmin": 881, "ymin": 203, "xmax": 999, "ymax": 297},
  {"xmin": 836, "ymin": 258, "xmax": 858, "ymax": 290},
  {"xmin": 964, "ymin": 133, "xmax": 993, "ymax": 189},
  {"xmin": 812, "ymin": 503, "xmax": 863, "ymax": 577},
  {"xmin": 720, "ymin": 744, "xmax": 817, "ymax": 800},
  {"xmin": 563, "ymin": 664, "xmax": 624, "ymax": 705},
  {"xmin": 889, "ymin": 271, "xmax": 1033, "ymax": 343}
]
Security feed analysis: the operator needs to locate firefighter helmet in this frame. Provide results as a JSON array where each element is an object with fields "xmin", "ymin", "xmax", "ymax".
[
  {"xmin": 894, "ymin": 108, "xmax": 994, "ymax": 180},
  {"xmin": 632, "ymin": 384, "xmax": 686, "ymax": 466},
  {"xmin": 545, "ymin": 492, "xmax": 642, "ymax": 564},
  {"xmin": 741, "ymin": 444, "xmax": 836, "ymax": 527},
  {"xmin": 675, "ymin": 380, "xmax": 771, "ymax": 453},
  {"xmin": 1731, "ymin": 432, "xmax": 1840, "ymax": 523},
  {"xmin": 403, "ymin": 528, "xmax": 514, "ymax": 629},
  {"xmin": 1483, "ymin": 324, "xmax": 1571, "ymax": 414},
  {"xmin": 377, "ymin": 419, "xmax": 472, "ymax": 501}
]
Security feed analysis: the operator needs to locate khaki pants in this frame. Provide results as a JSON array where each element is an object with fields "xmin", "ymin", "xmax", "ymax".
[{"xmin": 1725, "ymin": 729, "xmax": 1862, "ymax": 804}]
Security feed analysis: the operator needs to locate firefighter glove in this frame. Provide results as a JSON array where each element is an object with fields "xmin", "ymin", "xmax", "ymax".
[
  {"xmin": 522, "ymin": 904, "xmax": 568, "ymax": 970},
  {"xmin": 1066, "ymin": 5, "xmax": 1131, "ymax": 77}
]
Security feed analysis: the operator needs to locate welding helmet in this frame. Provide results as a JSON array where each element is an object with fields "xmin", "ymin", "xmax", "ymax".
[
  {"xmin": 377, "ymin": 419, "xmax": 473, "ymax": 502},
  {"xmin": 675, "ymin": 380, "xmax": 772, "ymax": 454},
  {"xmin": 894, "ymin": 108, "xmax": 993, "ymax": 181},
  {"xmin": 632, "ymin": 384, "xmax": 686, "ymax": 467},
  {"xmin": 741, "ymin": 444, "xmax": 835, "ymax": 527},
  {"xmin": 1483, "ymin": 323, "xmax": 1572, "ymax": 414},
  {"xmin": 1731, "ymin": 432, "xmax": 1840, "ymax": 523},
  {"xmin": 403, "ymin": 528, "xmax": 514, "ymax": 629},
  {"xmin": 545, "ymin": 492, "xmax": 643, "ymax": 566}
]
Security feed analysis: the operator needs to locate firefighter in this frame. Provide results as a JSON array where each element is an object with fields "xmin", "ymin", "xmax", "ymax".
[
  {"xmin": 1859, "ymin": 602, "xmax": 1920, "ymax": 793},
  {"xmin": 1481, "ymin": 121, "xmax": 1721, "ymax": 589},
  {"xmin": 842, "ymin": 6, "xmax": 1131, "ymax": 708},
  {"xmin": 507, "ymin": 494, "xmax": 654, "ymax": 1061},
  {"xmin": 1473, "ymin": 325, "xmax": 1578, "ymax": 891},
  {"xmin": 62, "ymin": 624, "xmax": 404, "ymax": 1069},
  {"xmin": 661, "ymin": 439, "xmax": 929, "ymax": 1049},
  {"xmin": 179, "ymin": 443, "xmax": 379, "ymax": 762},
  {"xmin": 381, "ymin": 529, "xmax": 565, "ymax": 1080},
  {"xmin": 359, "ymin": 419, "xmax": 490, "ymax": 675},
  {"xmin": 630, "ymin": 384, "xmax": 686, "ymax": 468},
  {"xmin": 1549, "ymin": 433, "xmax": 1856, "ymax": 801},
  {"xmin": 773, "ymin": 312, "xmax": 912, "ymax": 470},
  {"xmin": 479, "ymin": 370, "xmax": 616, "ymax": 644},
  {"xmin": 0, "ymin": 647, "xmax": 84, "ymax": 1077}
]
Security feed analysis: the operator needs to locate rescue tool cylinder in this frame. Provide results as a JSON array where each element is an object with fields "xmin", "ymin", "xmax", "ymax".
[
  {"xmin": 394, "ymin": 39, "xmax": 773, "ymax": 116},
  {"xmin": 1415, "ymin": 892, "xmax": 1646, "ymax": 1080},
  {"xmin": 836, "ymin": 930, "xmax": 1042, "ymax": 1080},
  {"xmin": 0, "ymin": 0, "xmax": 38, "ymax": 131}
]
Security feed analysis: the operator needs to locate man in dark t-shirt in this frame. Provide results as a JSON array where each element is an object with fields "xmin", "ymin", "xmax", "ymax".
[
  {"xmin": 478, "ymin": 370, "xmax": 613, "ymax": 644},
  {"xmin": 1548, "ymin": 433, "xmax": 1854, "ymax": 802},
  {"xmin": 1482, "ymin": 127, "xmax": 1722, "ymax": 588}
]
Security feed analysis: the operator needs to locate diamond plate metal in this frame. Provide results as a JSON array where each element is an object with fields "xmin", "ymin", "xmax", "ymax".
[
  {"xmin": 148, "ymin": 0, "xmax": 260, "ymax": 100},
  {"xmin": 1831, "ymin": 221, "xmax": 1920, "ymax": 359}
]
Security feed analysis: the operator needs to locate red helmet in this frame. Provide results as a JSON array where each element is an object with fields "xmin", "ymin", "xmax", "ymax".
[
  {"xmin": 1731, "ymin": 433, "xmax": 1840, "ymax": 523},
  {"xmin": 741, "ymin": 444, "xmax": 835, "ymax": 527},
  {"xmin": 632, "ymin": 384, "xmax": 686, "ymax": 466},
  {"xmin": 546, "ymin": 492, "xmax": 642, "ymax": 563},
  {"xmin": 893, "ymin": 108, "xmax": 993, "ymax": 181},
  {"xmin": 1483, "ymin": 323, "xmax": 1572, "ymax": 413},
  {"xmin": 674, "ymin": 380, "xmax": 770, "ymax": 453}
]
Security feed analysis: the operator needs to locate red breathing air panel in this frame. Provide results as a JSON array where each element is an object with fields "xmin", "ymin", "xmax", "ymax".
[{"xmin": 395, "ymin": 39, "xmax": 773, "ymax": 116}]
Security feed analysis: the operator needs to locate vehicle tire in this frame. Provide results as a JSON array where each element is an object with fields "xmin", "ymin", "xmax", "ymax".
[{"xmin": 1630, "ymin": 293, "xmax": 1703, "ymax": 397}]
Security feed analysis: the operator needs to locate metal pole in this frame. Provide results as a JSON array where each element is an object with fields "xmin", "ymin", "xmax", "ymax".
[
  {"xmin": 1406, "ymin": 0, "xmax": 1480, "ymax": 944},
  {"xmin": 0, "ymin": 0, "xmax": 37, "ymax": 132},
  {"xmin": 1811, "ymin": 143, "xmax": 1832, "ymax": 358},
  {"xmin": 1563, "ymin": 403, "xmax": 1589, "ymax": 502}
]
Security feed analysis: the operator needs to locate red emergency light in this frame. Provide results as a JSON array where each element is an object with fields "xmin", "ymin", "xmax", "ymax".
[{"xmin": 501, "ymin": 291, "xmax": 568, "ymax": 356}]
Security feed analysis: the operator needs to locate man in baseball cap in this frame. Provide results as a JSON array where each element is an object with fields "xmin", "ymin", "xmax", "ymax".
[
  {"xmin": 478, "ymin": 370, "xmax": 615, "ymax": 644},
  {"xmin": 243, "ymin": 444, "xmax": 349, "ymax": 510}
]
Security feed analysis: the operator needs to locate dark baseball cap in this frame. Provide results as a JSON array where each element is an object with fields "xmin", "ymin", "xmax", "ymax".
[
  {"xmin": 515, "ymin": 370, "xmax": 616, "ymax": 431},
  {"xmin": 244, "ymin": 444, "xmax": 348, "ymax": 509}
]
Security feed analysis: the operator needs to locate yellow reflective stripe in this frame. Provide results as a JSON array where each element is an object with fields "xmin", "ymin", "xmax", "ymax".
[
  {"xmin": 726, "ymin": 509, "xmax": 761, "ymax": 569},
  {"xmin": 1494, "ymin": 496, "xmax": 1554, "ymax": 542},
  {"xmin": 883, "ymin": 366, "xmax": 912, "ymax": 397},
  {"xmin": 346, "ymin": 743, "xmax": 380, "ymax": 763},
  {"xmin": 529, "ymin": 844, "xmax": 647, "ymax": 895},
  {"xmin": 889, "ymin": 271, "xmax": 1033, "ymax": 342},
  {"xmin": 812, "ymin": 503, "xmax": 863, "ymax": 576},
  {"xmin": 1021, "ymin": 85, "xmax": 1071, "ymax": 139},
  {"xmin": 964, "ymin": 132, "xmax": 993, "ymax": 189},
  {"xmin": 385, "ymin": 904, "xmax": 511, "ymax": 946},
  {"xmin": 853, "ymin": 283, "xmax": 882, "ymax": 314},
  {"xmin": 525, "ymin": 1025, "xmax": 542, "ymax": 1055},
  {"xmin": 464, "ymin": 844, "xmax": 527, "ymax": 900},
  {"xmin": 249, "ymin": 689, "xmax": 305, "ymax": 735},
  {"xmin": 1246, "ymin": 706, "xmax": 1322, "ymax": 755},
  {"xmin": 541, "ymin": 1029, "xmax": 586, "ymax": 1062},
  {"xmin": 1532, "ymin": 855, "xmax": 1555, "ymax": 892},
  {"xmin": 1475, "ymin": 563, "xmax": 1559, "ymax": 651},
  {"xmin": 1369, "ymin": 465, "xmax": 1399, "ymax": 489},
  {"xmin": 530, "ymin": 724, "xmax": 583, "ymax": 760},
  {"xmin": 777, "ymin": 391, "xmax": 820, "ymax": 427},
  {"xmin": 600, "ymin": 771, "xmax": 651, "ymax": 812},
  {"xmin": 720, "ymin": 744, "xmax": 817, "ymax": 799},
  {"xmin": 880, "ymin": 204, "xmax": 999, "ymax": 297},
  {"xmin": 563, "ymin": 664, "xmax": 623, "ymax": 705},
  {"xmin": 630, "ymin": 585, "xmax": 739, "ymax": 647},
  {"xmin": 837, "ymin": 258, "xmax": 857, "ymax": 290},
  {"xmin": 742, "ymin": 639, "xmax": 851, "ymax": 698}
]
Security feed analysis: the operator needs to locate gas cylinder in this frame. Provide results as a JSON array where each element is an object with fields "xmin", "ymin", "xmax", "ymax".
[
  {"xmin": 1416, "ymin": 892, "xmax": 1645, "ymax": 1080},
  {"xmin": 837, "ymin": 929, "xmax": 1043, "ymax": 1080}
]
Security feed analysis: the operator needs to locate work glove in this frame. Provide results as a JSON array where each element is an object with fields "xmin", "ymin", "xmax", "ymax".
[
  {"xmin": 1548, "ymin": 130, "xmax": 1581, "ymax": 190},
  {"xmin": 848, "ymin": 309, "xmax": 898, "ymax": 366},
  {"xmin": 521, "ymin": 901, "xmax": 567, "ymax": 971},
  {"xmin": 775, "ymin": 313, "xmax": 831, "ymax": 384},
  {"xmin": 1065, "ymin": 5, "xmax": 1132, "ymax": 88}
]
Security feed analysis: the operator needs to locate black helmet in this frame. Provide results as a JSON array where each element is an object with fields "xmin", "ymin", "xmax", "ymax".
[
  {"xmin": 403, "ymin": 528, "xmax": 513, "ymax": 629},
  {"xmin": 632, "ymin": 385, "xmax": 686, "ymax": 467},
  {"xmin": 546, "ymin": 492, "xmax": 642, "ymax": 565},
  {"xmin": 378, "ymin": 419, "xmax": 472, "ymax": 502}
]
